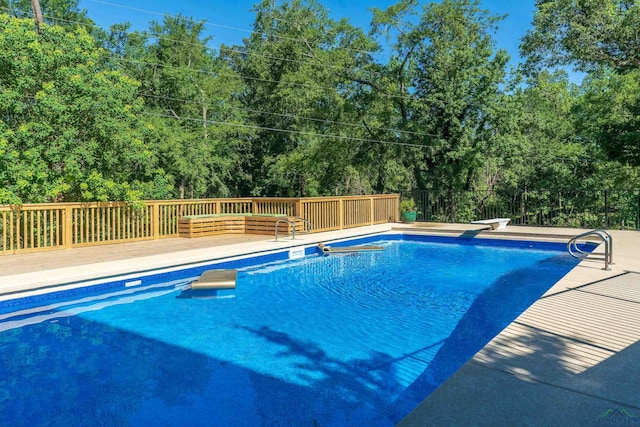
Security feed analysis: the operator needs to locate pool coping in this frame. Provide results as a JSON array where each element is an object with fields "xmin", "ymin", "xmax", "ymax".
[
  {"xmin": 0, "ymin": 223, "xmax": 585, "ymax": 302},
  {"xmin": 2, "ymin": 223, "xmax": 639, "ymax": 425},
  {"xmin": 0, "ymin": 224, "xmax": 401, "ymax": 301}
]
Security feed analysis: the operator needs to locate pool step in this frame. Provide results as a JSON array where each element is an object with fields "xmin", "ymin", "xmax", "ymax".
[{"xmin": 191, "ymin": 270, "xmax": 237, "ymax": 290}]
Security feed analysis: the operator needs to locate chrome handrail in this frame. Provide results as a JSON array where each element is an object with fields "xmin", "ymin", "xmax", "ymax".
[
  {"xmin": 275, "ymin": 219, "xmax": 295, "ymax": 242},
  {"xmin": 567, "ymin": 229, "xmax": 613, "ymax": 270},
  {"xmin": 292, "ymin": 217, "xmax": 312, "ymax": 234},
  {"xmin": 274, "ymin": 217, "xmax": 313, "ymax": 242}
]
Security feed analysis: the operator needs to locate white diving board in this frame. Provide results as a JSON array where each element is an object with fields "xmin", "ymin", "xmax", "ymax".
[{"xmin": 470, "ymin": 218, "xmax": 511, "ymax": 230}]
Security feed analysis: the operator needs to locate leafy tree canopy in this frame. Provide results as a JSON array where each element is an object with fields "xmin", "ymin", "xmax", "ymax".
[
  {"xmin": 522, "ymin": 0, "xmax": 640, "ymax": 74},
  {"xmin": 0, "ymin": 14, "xmax": 169, "ymax": 203}
]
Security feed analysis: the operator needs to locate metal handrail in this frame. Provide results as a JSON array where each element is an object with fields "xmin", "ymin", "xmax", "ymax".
[
  {"xmin": 293, "ymin": 217, "xmax": 313, "ymax": 234},
  {"xmin": 274, "ymin": 217, "xmax": 313, "ymax": 242},
  {"xmin": 275, "ymin": 219, "xmax": 295, "ymax": 242},
  {"xmin": 567, "ymin": 229, "xmax": 613, "ymax": 270}
]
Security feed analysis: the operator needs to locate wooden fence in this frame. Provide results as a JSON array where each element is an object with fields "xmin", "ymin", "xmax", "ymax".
[{"xmin": 0, "ymin": 195, "xmax": 399, "ymax": 255}]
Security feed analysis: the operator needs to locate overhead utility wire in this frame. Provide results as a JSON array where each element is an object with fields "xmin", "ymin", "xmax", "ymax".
[
  {"xmin": 106, "ymin": 54, "xmax": 413, "ymax": 102},
  {"xmin": 88, "ymin": 0, "xmax": 382, "ymax": 58},
  {"xmin": 14, "ymin": 91, "xmax": 437, "ymax": 149},
  {"xmin": 140, "ymin": 92, "xmax": 439, "ymax": 139},
  {"xmin": 0, "ymin": 7, "xmax": 390, "ymax": 94},
  {"xmin": 34, "ymin": 10, "xmax": 384, "ymax": 79},
  {"xmin": 141, "ymin": 111, "xmax": 434, "ymax": 149},
  {"xmin": 2, "ymin": 7, "xmax": 429, "ymax": 139}
]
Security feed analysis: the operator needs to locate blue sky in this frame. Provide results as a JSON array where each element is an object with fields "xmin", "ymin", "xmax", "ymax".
[{"xmin": 79, "ymin": 0, "xmax": 537, "ymax": 72}]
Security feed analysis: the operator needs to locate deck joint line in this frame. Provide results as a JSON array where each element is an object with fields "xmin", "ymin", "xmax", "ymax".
[
  {"xmin": 539, "ymin": 271, "xmax": 634, "ymax": 299},
  {"xmin": 470, "ymin": 360, "xmax": 640, "ymax": 412},
  {"xmin": 573, "ymin": 288, "xmax": 640, "ymax": 305},
  {"xmin": 512, "ymin": 321, "xmax": 619, "ymax": 354}
]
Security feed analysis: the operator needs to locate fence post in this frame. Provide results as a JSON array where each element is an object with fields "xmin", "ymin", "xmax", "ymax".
[
  {"xmin": 63, "ymin": 205, "xmax": 73, "ymax": 248},
  {"xmin": 604, "ymin": 190, "xmax": 609, "ymax": 228},
  {"xmin": 395, "ymin": 194, "xmax": 400, "ymax": 222},
  {"xmin": 295, "ymin": 198, "xmax": 303, "ymax": 217},
  {"xmin": 637, "ymin": 190, "xmax": 640, "ymax": 231},
  {"xmin": 339, "ymin": 198, "xmax": 344, "ymax": 230},
  {"xmin": 151, "ymin": 203, "xmax": 160, "ymax": 239},
  {"xmin": 369, "ymin": 196, "xmax": 374, "ymax": 225}
]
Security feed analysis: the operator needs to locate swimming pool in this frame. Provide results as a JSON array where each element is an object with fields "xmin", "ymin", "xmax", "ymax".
[{"xmin": 0, "ymin": 234, "xmax": 580, "ymax": 426}]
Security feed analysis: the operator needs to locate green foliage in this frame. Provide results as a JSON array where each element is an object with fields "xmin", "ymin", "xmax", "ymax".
[
  {"xmin": 520, "ymin": 1, "xmax": 640, "ymax": 170},
  {"xmin": 504, "ymin": 71, "xmax": 592, "ymax": 189},
  {"xmin": 138, "ymin": 15, "xmax": 253, "ymax": 199},
  {"xmin": 0, "ymin": 15, "xmax": 167, "ymax": 203},
  {"xmin": 522, "ymin": 0, "xmax": 640, "ymax": 73},
  {"xmin": 0, "ymin": 0, "xmax": 93, "ymax": 27},
  {"xmin": 399, "ymin": 197, "xmax": 417, "ymax": 212},
  {"xmin": 227, "ymin": 0, "xmax": 382, "ymax": 196},
  {"xmin": 575, "ymin": 69, "xmax": 640, "ymax": 167},
  {"xmin": 371, "ymin": 0, "xmax": 510, "ymax": 192},
  {"xmin": 1, "ymin": 0, "xmax": 640, "ymax": 208}
]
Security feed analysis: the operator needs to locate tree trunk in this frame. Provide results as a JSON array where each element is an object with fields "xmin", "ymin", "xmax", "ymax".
[
  {"xmin": 30, "ymin": 0, "xmax": 43, "ymax": 32},
  {"xmin": 201, "ymin": 89, "xmax": 208, "ymax": 140}
]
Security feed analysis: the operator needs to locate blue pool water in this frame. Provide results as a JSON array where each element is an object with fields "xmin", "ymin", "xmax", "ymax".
[{"xmin": 0, "ymin": 235, "xmax": 580, "ymax": 426}]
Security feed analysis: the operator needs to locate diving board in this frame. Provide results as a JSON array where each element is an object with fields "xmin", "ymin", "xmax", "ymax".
[
  {"xmin": 318, "ymin": 243, "xmax": 385, "ymax": 254},
  {"xmin": 471, "ymin": 218, "xmax": 511, "ymax": 230},
  {"xmin": 191, "ymin": 269, "xmax": 237, "ymax": 290}
]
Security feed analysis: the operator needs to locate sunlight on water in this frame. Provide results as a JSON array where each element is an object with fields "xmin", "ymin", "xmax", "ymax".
[{"xmin": 0, "ymin": 238, "xmax": 579, "ymax": 426}]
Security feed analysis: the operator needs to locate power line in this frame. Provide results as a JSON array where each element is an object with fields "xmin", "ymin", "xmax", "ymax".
[
  {"xmin": 141, "ymin": 111, "xmax": 434, "ymax": 149},
  {"xmin": 1, "ymin": 7, "xmax": 432, "ymax": 141},
  {"xmin": 88, "ymin": 0, "xmax": 382, "ymax": 58},
  {"xmin": 8, "ymin": 90, "xmax": 436, "ymax": 149},
  {"xmin": 107, "ymin": 54, "xmax": 413, "ymax": 102},
  {"xmin": 46, "ymin": 6, "xmax": 386, "ymax": 79},
  {"xmin": 140, "ymin": 92, "xmax": 439, "ymax": 139},
  {"xmin": 0, "ymin": 6, "xmax": 400, "ymax": 100}
]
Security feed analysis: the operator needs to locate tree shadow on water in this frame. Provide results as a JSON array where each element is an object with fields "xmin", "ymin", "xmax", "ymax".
[
  {"xmin": 0, "ymin": 312, "xmax": 412, "ymax": 427},
  {"xmin": 238, "ymin": 324, "xmax": 409, "ymax": 426}
]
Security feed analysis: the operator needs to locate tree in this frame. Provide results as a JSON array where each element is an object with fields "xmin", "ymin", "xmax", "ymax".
[
  {"xmin": 0, "ymin": 0, "xmax": 94, "ymax": 29},
  {"xmin": 504, "ymin": 71, "xmax": 592, "ymax": 190},
  {"xmin": 371, "ymin": 0, "xmax": 510, "ymax": 193},
  {"xmin": 0, "ymin": 15, "xmax": 168, "ymax": 203},
  {"xmin": 522, "ymin": 0, "xmax": 640, "ymax": 74},
  {"xmin": 522, "ymin": 1, "xmax": 640, "ymax": 168},
  {"xmin": 575, "ymin": 69, "xmax": 640, "ymax": 168},
  {"xmin": 138, "ymin": 15, "xmax": 252, "ymax": 198},
  {"xmin": 227, "ymin": 0, "xmax": 384, "ymax": 197}
]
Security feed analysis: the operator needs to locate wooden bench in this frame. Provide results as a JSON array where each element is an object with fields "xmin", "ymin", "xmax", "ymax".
[
  {"xmin": 244, "ymin": 215, "xmax": 306, "ymax": 236},
  {"xmin": 178, "ymin": 214, "xmax": 246, "ymax": 237},
  {"xmin": 178, "ymin": 214, "xmax": 306, "ymax": 238},
  {"xmin": 470, "ymin": 218, "xmax": 511, "ymax": 230}
]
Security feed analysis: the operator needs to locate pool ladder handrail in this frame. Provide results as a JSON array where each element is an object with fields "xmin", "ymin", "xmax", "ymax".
[
  {"xmin": 567, "ymin": 229, "xmax": 613, "ymax": 270},
  {"xmin": 275, "ymin": 217, "xmax": 312, "ymax": 241}
]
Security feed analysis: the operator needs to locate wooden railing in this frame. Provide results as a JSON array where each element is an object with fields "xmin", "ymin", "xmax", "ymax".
[{"xmin": 0, "ymin": 195, "xmax": 399, "ymax": 255}]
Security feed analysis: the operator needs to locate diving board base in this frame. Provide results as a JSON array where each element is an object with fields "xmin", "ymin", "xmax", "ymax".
[{"xmin": 318, "ymin": 243, "xmax": 385, "ymax": 254}]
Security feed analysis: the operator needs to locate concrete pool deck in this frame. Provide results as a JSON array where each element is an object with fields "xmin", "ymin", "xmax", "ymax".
[{"xmin": 1, "ymin": 223, "xmax": 639, "ymax": 426}]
